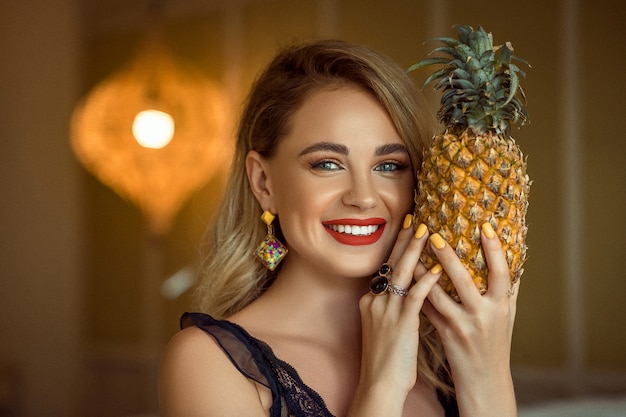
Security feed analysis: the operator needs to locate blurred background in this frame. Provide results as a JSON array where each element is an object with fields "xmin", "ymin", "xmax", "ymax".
[{"xmin": 1, "ymin": 0, "xmax": 625, "ymax": 416}]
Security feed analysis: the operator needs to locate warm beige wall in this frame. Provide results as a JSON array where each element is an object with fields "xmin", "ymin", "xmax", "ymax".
[
  {"xmin": 0, "ymin": 0, "xmax": 82, "ymax": 416},
  {"xmin": 580, "ymin": 1, "xmax": 626, "ymax": 369}
]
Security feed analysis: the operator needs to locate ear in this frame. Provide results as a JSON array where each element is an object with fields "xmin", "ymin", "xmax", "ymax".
[{"xmin": 246, "ymin": 150, "xmax": 275, "ymax": 212}]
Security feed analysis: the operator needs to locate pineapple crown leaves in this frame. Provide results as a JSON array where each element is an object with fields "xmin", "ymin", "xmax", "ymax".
[{"xmin": 408, "ymin": 24, "xmax": 530, "ymax": 136}]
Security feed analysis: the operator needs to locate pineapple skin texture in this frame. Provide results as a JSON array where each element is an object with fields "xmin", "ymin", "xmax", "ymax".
[{"xmin": 414, "ymin": 128, "xmax": 530, "ymax": 301}]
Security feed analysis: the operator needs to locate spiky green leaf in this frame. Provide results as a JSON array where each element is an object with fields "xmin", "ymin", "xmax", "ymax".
[{"xmin": 407, "ymin": 24, "xmax": 530, "ymax": 134}]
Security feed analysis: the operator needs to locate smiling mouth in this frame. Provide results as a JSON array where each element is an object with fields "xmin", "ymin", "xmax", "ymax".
[
  {"xmin": 323, "ymin": 219, "xmax": 386, "ymax": 246},
  {"xmin": 325, "ymin": 224, "xmax": 380, "ymax": 236}
]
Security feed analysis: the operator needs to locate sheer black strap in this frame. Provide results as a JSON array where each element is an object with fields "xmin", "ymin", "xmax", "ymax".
[{"xmin": 182, "ymin": 312, "xmax": 333, "ymax": 417}]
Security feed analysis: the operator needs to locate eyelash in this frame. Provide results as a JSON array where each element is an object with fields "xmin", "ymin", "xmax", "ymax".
[
  {"xmin": 310, "ymin": 159, "xmax": 342, "ymax": 171},
  {"xmin": 309, "ymin": 159, "xmax": 409, "ymax": 173},
  {"xmin": 375, "ymin": 161, "xmax": 409, "ymax": 173}
]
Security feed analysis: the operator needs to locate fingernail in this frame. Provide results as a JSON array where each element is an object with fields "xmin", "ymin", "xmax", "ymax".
[
  {"xmin": 403, "ymin": 214, "xmax": 414, "ymax": 229},
  {"xmin": 415, "ymin": 223, "xmax": 428, "ymax": 238},
  {"xmin": 430, "ymin": 233, "xmax": 446, "ymax": 249},
  {"xmin": 430, "ymin": 264, "xmax": 442, "ymax": 274},
  {"xmin": 482, "ymin": 222, "xmax": 495, "ymax": 239}
]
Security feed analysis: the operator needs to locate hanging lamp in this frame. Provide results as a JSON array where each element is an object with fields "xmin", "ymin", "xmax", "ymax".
[{"xmin": 71, "ymin": 29, "xmax": 231, "ymax": 235}]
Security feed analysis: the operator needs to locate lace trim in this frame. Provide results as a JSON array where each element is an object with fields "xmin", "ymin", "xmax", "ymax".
[{"xmin": 183, "ymin": 312, "xmax": 335, "ymax": 417}]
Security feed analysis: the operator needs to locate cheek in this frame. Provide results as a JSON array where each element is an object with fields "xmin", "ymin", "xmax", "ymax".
[
  {"xmin": 384, "ymin": 177, "xmax": 415, "ymax": 213},
  {"xmin": 272, "ymin": 173, "xmax": 330, "ymax": 217},
  {"xmin": 273, "ymin": 181, "xmax": 332, "ymax": 246}
]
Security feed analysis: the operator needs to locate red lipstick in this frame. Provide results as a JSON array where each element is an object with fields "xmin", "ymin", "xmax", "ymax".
[{"xmin": 323, "ymin": 218, "xmax": 386, "ymax": 246}]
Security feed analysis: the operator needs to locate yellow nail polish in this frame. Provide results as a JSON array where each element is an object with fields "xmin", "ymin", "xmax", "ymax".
[
  {"xmin": 430, "ymin": 264, "xmax": 442, "ymax": 274},
  {"xmin": 482, "ymin": 222, "xmax": 495, "ymax": 239},
  {"xmin": 430, "ymin": 233, "xmax": 446, "ymax": 249},
  {"xmin": 415, "ymin": 223, "xmax": 428, "ymax": 238},
  {"xmin": 403, "ymin": 214, "xmax": 414, "ymax": 229}
]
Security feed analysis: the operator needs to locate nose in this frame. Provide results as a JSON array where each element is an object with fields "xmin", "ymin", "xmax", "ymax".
[{"xmin": 342, "ymin": 172, "xmax": 379, "ymax": 210}]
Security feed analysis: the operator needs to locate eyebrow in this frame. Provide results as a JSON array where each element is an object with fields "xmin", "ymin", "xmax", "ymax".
[
  {"xmin": 299, "ymin": 142, "xmax": 348, "ymax": 156},
  {"xmin": 375, "ymin": 143, "xmax": 409, "ymax": 157},
  {"xmin": 298, "ymin": 141, "xmax": 408, "ymax": 157}
]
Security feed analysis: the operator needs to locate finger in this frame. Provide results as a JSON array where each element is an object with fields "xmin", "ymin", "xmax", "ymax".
[
  {"xmin": 387, "ymin": 214, "xmax": 418, "ymax": 265},
  {"xmin": 509, "ymin": 279, "xmax": 521, "ymax": 302},
  {"xmin": 388, "ymin": 222, "xmax": 430, "ymax": 289},
  {"xmin": 414, "ymin": 261, "xmax": 428, "ymax": 277},
  {"xmin": 508, "ymin": 279, "xmax": 521, "ymax": 317},
  {"xmin": 429, "ymin": 233, "xmax": 481, "ymax": 305},
  {"xmin": 421, "ymin": 298, "xmax": 447, "ymax": 334},
  {"xmin": 365, "ymin": 215, "xmax": 418, "ymax": 306},
  {"xmin": 402, "ymin": 263, "xmax": 441, "ymax": 318},
  {"xmin": 481, "ymin": 222, "xmax": 510, "ymax": 298},
  {"xmin": 425, "ymin": 271, "xmax": 463, "ymax": 320}
]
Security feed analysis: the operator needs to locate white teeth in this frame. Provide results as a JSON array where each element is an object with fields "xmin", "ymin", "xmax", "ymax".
[{"xmin": 328, "ymin": 224, "xmax": 379, "ymax": 236}]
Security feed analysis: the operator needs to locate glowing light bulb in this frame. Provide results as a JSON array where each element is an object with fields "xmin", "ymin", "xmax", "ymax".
[{"xmin": 132, "ymin": 109, "xmax": 175, "ymax": 149}]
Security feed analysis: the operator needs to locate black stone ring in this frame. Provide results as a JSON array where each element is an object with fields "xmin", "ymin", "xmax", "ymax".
[
  {"xmin": 369, "ymin": 263, "xmax": 392, "ymax": 295},
  {"xmin": 378, "ymin": 263, "xmax": 392, "ymax": 277}
]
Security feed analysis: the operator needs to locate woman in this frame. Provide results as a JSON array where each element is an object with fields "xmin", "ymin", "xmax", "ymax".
[{"xmin": 159, "ymin": 39, "xmax": 519, "ymax": 417}]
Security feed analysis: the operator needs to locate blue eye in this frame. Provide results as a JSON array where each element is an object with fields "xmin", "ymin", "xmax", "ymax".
[
  {"xmin": 375, "ymin": 162, "xmax": 406, "ymax": 172},
  {"xmin": 311, "ymin": 160, "xmax": 341, "ymax": 171}
]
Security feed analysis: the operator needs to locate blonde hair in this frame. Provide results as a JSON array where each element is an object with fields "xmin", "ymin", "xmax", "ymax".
[{"xmin": 194, "ymin": 39, "xmax": 452, "ymax": 395}]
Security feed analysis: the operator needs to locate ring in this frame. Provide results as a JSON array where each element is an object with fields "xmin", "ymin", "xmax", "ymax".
[
  {"xmin": 387, "ymin": 283, "xmax": 408, "ymax": 297},
  {"xmin": 378, "ymin": 263, "xmax": 392, "ymax": 277},
  {"xmin": 369, "ymin": 263, "xmax": 392, "ymax": 295}
]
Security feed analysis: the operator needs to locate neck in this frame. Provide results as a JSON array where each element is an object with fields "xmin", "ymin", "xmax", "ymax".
[{"xmin": 235, "ymin": 259, "xmax": 368, "ymax": 347}]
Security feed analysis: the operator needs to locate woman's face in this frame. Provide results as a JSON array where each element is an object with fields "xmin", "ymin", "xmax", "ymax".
[{"xmin": 261, "ymin": 87, "xmax": 415, "ymax": 279}]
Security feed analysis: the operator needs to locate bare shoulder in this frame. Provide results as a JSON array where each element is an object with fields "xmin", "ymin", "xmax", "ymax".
[{"xmin": 159, "ymin": 326, "xmax": 269, "ymax": 417}]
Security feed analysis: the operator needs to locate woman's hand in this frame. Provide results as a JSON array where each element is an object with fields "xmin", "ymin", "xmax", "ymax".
[
  {"xmin": 349, "ymin": 215, "xmax": 442, "ymax": 417},
  {"xmin": 422, "ymin": 222, "xmax": 520, "ymax": 417}
]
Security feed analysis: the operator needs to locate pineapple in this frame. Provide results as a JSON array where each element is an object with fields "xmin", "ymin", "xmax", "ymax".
[{"xmin": 408, "ymin": 25, "xmax": 530, "ymax": 301}]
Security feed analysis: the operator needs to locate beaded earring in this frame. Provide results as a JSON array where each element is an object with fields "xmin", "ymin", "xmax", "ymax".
[{"xmin": 254, "ymin": 211, "xmax": 288, "ymax": 271}]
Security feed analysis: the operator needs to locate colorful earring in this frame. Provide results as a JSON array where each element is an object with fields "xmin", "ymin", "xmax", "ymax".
[{"xmin": 254, "ymin": 211, "xmax": 288, "ymax": 271}]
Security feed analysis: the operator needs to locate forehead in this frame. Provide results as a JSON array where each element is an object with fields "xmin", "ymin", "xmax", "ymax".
[{"xmin": 279, "ymin": 86, "xmax": 403, "ymax": 152}]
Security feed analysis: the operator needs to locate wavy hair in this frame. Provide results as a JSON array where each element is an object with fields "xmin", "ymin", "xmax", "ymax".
[{"xmin": 194, "ymin": 39, "xmax": 452, "ymax": 395}]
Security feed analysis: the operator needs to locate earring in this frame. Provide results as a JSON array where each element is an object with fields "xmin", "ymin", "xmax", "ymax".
[{"xmin": 254, "ymin": 211, "xmax": 288, "ymax": 271}]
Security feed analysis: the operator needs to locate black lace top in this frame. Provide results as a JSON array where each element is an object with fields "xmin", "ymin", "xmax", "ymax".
[{"xmin": 182, "ymin": 312, "xmax": 459, "ymax": 417}]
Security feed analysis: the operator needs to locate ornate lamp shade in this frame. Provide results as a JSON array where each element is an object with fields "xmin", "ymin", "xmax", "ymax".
[{"xmin": 71, "ymin": 33, "xmax": 231, "ymax": 235}]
